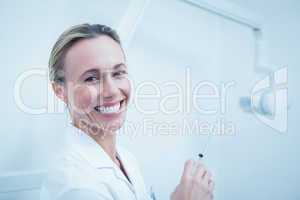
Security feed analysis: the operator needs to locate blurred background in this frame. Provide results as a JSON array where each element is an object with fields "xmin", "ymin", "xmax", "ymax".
[{"xmin": 0, "ymin": 0, "xmax": 299, "ymax": 199}]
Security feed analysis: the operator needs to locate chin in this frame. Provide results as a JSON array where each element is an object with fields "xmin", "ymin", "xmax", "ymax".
[
  {"xmin": 74, "ymin": 98, "xmax": 129, "ymax": 137},
  {"xmin": 88, "ymin": 110, "xmax": 127, "ymax": 137}
]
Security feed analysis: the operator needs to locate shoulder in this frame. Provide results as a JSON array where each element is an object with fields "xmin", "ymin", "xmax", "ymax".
[
  {"xmin": 41, "ymin": 185, "xmax": 113, "ymax": 200},
  {"xmin": 40, "ymin": 150, "xmax": 103, "ymax": 200},
  {"xmin": 57, "ymin": 188, "xmax": 113, "ymax": 200}
]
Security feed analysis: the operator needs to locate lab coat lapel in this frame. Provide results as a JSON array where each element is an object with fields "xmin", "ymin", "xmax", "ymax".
[
  {"xmin": 116, "ymin": 147, "xmax": 140, "ymax": 193},
  {"xmin": 65, "ymin": 123, "xmax": 135, "ymax": 187}
]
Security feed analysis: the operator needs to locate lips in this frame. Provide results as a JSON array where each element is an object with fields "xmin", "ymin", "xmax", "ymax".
[{"xmin": 94, "ymin": 100, "xmax": 125, "ymax": 114}]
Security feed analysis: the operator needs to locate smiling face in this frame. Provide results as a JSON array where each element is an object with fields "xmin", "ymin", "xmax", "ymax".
[{"xmin": 60, "ymin": 35, "xmax": 130, "ymax": 137}]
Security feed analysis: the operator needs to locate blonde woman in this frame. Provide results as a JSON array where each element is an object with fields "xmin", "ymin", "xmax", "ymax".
[{"xmin": 40, "ymin": 23, "xmax": 215, "ymax": 200}]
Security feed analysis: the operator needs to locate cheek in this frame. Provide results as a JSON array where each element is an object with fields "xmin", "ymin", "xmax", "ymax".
[
  {"xmin": 121, "ymin": 79, "xmax": 131, "ymax": 98},
  {"xmin": 71, "ymin": 85, "xmax": 97, "ymax": 110}
]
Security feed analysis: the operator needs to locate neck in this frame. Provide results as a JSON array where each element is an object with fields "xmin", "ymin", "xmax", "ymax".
[
  {"xmin": 94, "ymin": 133, "xmax": 118, "ymax": 163},
  {"xmin": 73, "ymin": 119, "xmax": 119, "ymax": 165}
]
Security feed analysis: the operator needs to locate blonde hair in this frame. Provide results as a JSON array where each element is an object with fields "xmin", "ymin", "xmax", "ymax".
[{"xmin": 49, "ymin": 23, "xmax": 121, "ymax": 84}]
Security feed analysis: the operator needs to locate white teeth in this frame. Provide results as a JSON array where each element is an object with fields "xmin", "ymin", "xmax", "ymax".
[{"xmin": 95, "ymin": 103, "xmax": 121, "ymax": 114}]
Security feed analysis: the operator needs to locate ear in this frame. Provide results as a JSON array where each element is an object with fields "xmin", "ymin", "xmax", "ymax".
[{"xmin": 52, "ymin": 82, "xmax": 68, "ymax": 104}]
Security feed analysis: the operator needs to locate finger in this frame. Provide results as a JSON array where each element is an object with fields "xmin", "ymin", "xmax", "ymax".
[
  {"xmin": 194, "ymin": 163, "xmax": 206, "ymax": 181},
  {"xmin": 208, "ymin": 180, "xmax": 215, "ymax": 192},
  {"xmin": 203, "ymin": 171, "xmax": 212, "ymax": 187},
  {"xmin": 180, "ymin": 159, "xmax": 194, "ymax": 182}
]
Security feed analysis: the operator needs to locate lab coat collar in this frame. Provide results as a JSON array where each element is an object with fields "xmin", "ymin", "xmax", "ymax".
[
  {"xmin": 64, "ymin": 123, "xmax": 135, "ymax": 188},
  {"xmin": 65, "ymin": 123, "xmax": 120, "ymax": 169}
]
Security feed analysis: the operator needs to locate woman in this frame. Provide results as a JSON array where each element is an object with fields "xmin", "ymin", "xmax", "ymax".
[{"xmin": 40, "ymin": 23, "xmax": 215, "ymax": 200}]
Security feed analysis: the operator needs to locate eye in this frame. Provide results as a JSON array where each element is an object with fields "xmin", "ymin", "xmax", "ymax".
[
  {"xmin": 84, "ymin": 76, "xmax": 99, "ymax": 83},
  {"xmin": 113, "ymin": 70, "xmax": 127, "ymax": 78}
]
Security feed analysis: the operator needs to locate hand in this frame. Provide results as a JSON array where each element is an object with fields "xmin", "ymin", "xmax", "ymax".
[{"xmin": 170, "ymin": 159, "xmax": 215, "ymax": 200}]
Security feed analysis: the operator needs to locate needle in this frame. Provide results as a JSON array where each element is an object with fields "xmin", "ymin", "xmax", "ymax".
[{"xmin": 198, "ymin": 133, "xmax": 213, "ymax": 161}]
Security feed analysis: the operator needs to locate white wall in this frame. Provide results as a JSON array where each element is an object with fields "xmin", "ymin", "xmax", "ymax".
[
  {"xmin": 122, "ymin": 1, "xmax": 255, "ymax": 199},
  {"xmin": 224, "ymin": 1, "xmax": 300, "ymax": 199},
  {"xmin": 0, "ymin": 0, "xmax": 299, "ymax": 200}
]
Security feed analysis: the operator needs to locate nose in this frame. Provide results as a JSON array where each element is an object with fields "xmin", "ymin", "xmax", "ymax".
[{"xmin": 100, "ymin": 76, "xmax": 119, "ymax": 101}]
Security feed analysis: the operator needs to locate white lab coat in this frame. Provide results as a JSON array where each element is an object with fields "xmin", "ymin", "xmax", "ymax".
[{"xmin": 40, "ymin": 123, "xmax": 151, "ymax": 200}]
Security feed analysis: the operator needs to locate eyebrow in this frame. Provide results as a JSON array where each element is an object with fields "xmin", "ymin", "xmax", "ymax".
[
  {"xmin": 82, "ymin": 63, "xmax": 127, "ymax": 75},
  {"xmin": 113, "ymin": 63, "xmax": 127, "ymax": 70}
]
